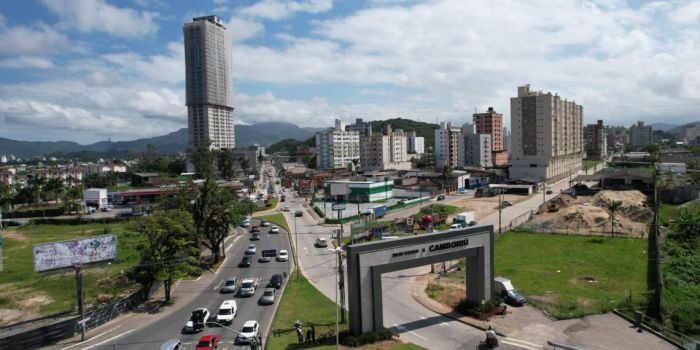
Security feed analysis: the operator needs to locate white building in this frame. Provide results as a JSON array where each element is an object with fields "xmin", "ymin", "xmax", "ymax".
[
  {"xmin": 629, "ymin": 121, "xmax": 654, "ymax": 149},
  {"xmin": 364, "ymin": 125, "xmax": 412, "ymax": 171},
  {"xmin": 83, "ymin": 188, "xmax": 108, "ymax": 210},
  {"xmin": 434, "ymin": 122, "xmax": 461, "ymax": 169},
  {"xmin": 316, "ymin": 119, "xmax": 361, "ymax": 169},
  {"xmin": 184, "ymin": 15, "xmax": 235, "ymax": 150},
  {"xmin": 346, "ymin": 118, "xmax": 373, "ymax": 168},
  {"xmin": 0, "ymin": 155, "xmax": 6, "ymax": 163},
  {"xmin": 407, "ymin": 131, "xmax": 425, "ymax": 155},
  {"xmin": 459, "ymin": 123, "xmax": 492, "ymax": 168},
  {"xmin": 509, "ymin": 84, "xmax": 583, "ymax": 182}
]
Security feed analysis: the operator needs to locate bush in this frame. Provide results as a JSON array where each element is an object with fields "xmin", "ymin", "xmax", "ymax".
[
  {"xmin": 455, "ymin": 296, "xmax": 503, "ymax": 317},
  {"xmin": 313, "ymin": 205, "xmax": 325, "ymax": 218},
  {"xmin": 340, "ymin": 328, "xmax": 393, "ymax": 347},
  {"xmin": 30, "ymin": 217, "xmax": 129, "ymax": 225}
]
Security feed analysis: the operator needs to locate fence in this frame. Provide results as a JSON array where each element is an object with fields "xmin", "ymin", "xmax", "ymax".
[
  {"xmin": 518, "ymin": 288, "xmax": 649, "ymax": 320},
  {"xmin": 516, "ymin": 221, "xmax": 648, "ymax": 238},
  {"xmin": 614, "ymin": 309, "xmax": 700, "ymax": 350}
]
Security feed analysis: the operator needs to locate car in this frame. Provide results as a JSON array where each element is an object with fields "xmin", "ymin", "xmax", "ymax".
[
  {"xmin": 315, "ymin": 237, "xmax": 328, "ymax": 248},
  {"xmin": 238, "ymin": 256, "xmax": 251, "ymax": 267},
  {"xmin": 295, "ymin": 210, "xmax": 303, "ymax": 217},
  {"xmin": 259, "ymin": 288, "xmax": 276, "ymax": 305},
  {"xmin": 184, "ymin": 308, "xmax": 210, "ymax": 333},
  {"xmin": 269, "ymin": 225, "xmax": 280, "ymax": 234},
  {"xmin": 282, "ymin": 206, "xmax": 290, "ymax": 212},
  {"xmin": 250, "ymin": 233, "xmax": 261, "ymax": 241},
  {"xmin": 241, "ymin": 220, "xmax": 251, "ymax": 228},
  {"xmin": 235, "ymin": 320, "xmax": 260, "ymax": 344},
  {"xmin": 245, "ymin": 244, "xmax": 257, "ymax": 255},
  {"xmin": 239, "ymin": 279, "xmax": 259, "ymax": 297},
  {"xmin": 277, "ymin": 250, "xmax": 289, "ymax": 262},
  {"xmin": 546, "ymin": 189, "xmax": 553, "ymax": 194},
  {"xmin": 258, "ymin": 256, "xmax": 271, "ymax": 263},
  {"xmin": 502, "ymin": 200, "xmax": 513, "ymax": 207},
  {"xmin": 260, "ymin": 220, "xmax": 270, "ymax": 227},
  {"xmin": 437, "ymin": 194, "xmax": 446, "ymax": 200},
  {"xmin": 450, "ymin": 223, "xmax": 462, "ymax": 229},
  {"xmin": 267, "ymin": 274, "xmax": 283, "ymax": 289},
  {"xmin": 194, "ymin": 335, "xmax": 220, "ymax": 350},
  {"xmin": 160, "ymin": 339, "xmax": 182, "ymax": 350},
  {"xmin": 215, "ymin": 300, "xmax": 237, "ymax": 325},
  {"xmin": 220, "ymin": 276, "xmax": 240, "ymax": 293},
  {"xmin": 398, "ymin": 199, "xmax": 407, "ymax": 204},
  {"xmin": 250, "ymin": 226, "xmax": 260, "ymax": 233}
]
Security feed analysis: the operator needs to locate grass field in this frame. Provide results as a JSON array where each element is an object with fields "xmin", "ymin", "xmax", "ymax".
[
  {"xmin": 659, "ymin": 201, "xmax": 700, "ymax": 226},
  {"xmin": 0, "ymin": 221, "xmax": 142, "ymax": 319},
  {"xmin": 255, "ymin": 213, "xmax": 290, "ymax": 233},
  {"xmin": 494, "ymin": 232, "xmax": 649, "ymax": 318},
  {"xmin": 583, "ymin": 159, "xmax": 601, "ymax": 170}
]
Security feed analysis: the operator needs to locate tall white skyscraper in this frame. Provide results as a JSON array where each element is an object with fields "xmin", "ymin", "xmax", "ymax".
[{"xmin": 183, "ymin": 15, "xmax": 234, "ymax": 150}]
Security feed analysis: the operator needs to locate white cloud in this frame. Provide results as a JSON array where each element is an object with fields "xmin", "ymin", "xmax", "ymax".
[
  {"xmin": 0, "ymin": 22, "xmax": 70, "ymax": 56},
  {"xmin": 240, "ymin": 0, "xmax": 333, "ymax": 20},
  {"xmin": 101, "ymin": 42, "xmax": 184, "ymax": 84},
  {"xmin": 41, "ymin": 0, "xmax": 159, "ymax": 39},
  {"xmin": 0, "ymin": 56, "xmax": 54, "ymax": 69},
  {"xmin": 225, "ymin": 17, "xmax": 265, "ymax": 42}
]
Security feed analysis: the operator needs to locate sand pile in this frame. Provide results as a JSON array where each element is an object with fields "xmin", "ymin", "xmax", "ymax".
[{"xmin": 591, "ymin": 190, "xmax": 646, "ymax": 208}]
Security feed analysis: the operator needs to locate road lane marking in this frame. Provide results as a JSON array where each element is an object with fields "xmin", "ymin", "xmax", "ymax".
[
  {"xmin": 501, "ymin": 339, "xmax": 540, "ymax": 350},
  {"xmin": 59, "ymin": 325, "xmax": 121, "ymax": 350},
  {"xmin": 502, "ymin": 337, "xmax": 541, "ymax": 348},
  {"xmin": 214, "ymin": 256, "xmax": 229, "ymax": 275},
  {"xmin": 440, "ymin": 322, "xmax": 450, "ymax": 327},
  {"xmin": 214, "ymin": 279, "xmax": 224, "ymax": 290},
  {"xmin": 420, "ymin": 316, "xmax": 426, "ymax": 319},
  {"xmin": 408, "ymin": 330, "xmax": 428, "ymax": 341},
  {"xmin": 81, "ymin": 329, "xmax": 135, "ymax": 349}
]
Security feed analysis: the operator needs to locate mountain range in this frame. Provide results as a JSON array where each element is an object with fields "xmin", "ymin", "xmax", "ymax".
[{"xmin": 0, "ymin": 122, "xmax": 323, "ymax": 159}]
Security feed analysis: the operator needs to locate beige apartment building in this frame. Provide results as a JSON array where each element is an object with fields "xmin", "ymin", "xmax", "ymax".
[
  {"xmin": 364, "ymin": 125, "xmax": 412, "ymax": 171},
  {"xmin": 510, "ymin": 84, "xmax": 583, "ymax": 183},
  {"xmin": 434, "ymin": 122, "xmax": 462, "ymax": 169}
]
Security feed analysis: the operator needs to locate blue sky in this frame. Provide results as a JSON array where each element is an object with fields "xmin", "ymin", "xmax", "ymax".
[{"xmin": 0, "ymin": 0, "xmax": 699, "ymax": 143}]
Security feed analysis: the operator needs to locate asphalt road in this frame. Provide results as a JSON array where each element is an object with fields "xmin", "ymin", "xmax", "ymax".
[{"xmin": 61, "ymin": 217, "xmax": 293, "ymax": 350}]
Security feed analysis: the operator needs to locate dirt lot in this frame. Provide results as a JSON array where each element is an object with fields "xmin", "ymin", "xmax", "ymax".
[
  {"xmin": 447, "ymin": 194, "xmax": 529, "ymax": 222},
  {"xmin": 527, "ymin": 190, "xmax": 652, "ymax": 237}
]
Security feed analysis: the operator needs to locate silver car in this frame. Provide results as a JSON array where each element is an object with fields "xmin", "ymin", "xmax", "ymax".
[
  {"xmin": 259, "ymin": 288, "xmax": 275, "ymax": 305},
  {"xmin": 220, "ymin": 276, "xmax": 239, "ymax": 293},
  {"xmin": 160, "ymin": 339, "xmax": 182, "ymax": 350}
]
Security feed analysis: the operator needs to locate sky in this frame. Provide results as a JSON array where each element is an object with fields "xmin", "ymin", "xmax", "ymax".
[{"xmin": 0, "ymin": 0, "xmax": 699, "ymax": 144}]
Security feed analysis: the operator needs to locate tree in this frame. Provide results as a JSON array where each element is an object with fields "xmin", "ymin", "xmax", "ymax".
[
  {"xmin": 217, "ymin": 149, "xmax": 236, "ymax": 179},
  {"xmin": 0, "ymin": 185, "xmax": 13, "ymax": 213},
  {"xmin": 83, "ymin": 172, "xmax": 117, "ymax": 188},
  {"xmin": 63, "ymin": 186, "xmax": 83, "ymax": 214},
  {"xmin": 131, "ymin": 209, "xmax": 198, "ymax": 302},
  {"xmin": 440, "ymin": 165, "xmax": 453, "ymax": 193},
  {"xmin": 606, "ymin": 200, "xmax": 623, "ymax": 237},
  {"xmin": 27, "ymin": 176, "xmax": 46, "ymax": 203},
  {"xmin": 44, "ymin": 177, "xmax": 64, "ymax": 203},
  {"xmin": 189, "ymin": 140, "xmax": 216, "ymax": 179}
]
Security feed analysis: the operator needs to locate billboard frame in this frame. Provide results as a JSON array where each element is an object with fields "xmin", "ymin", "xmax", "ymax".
[{"xmin": 33, "ymin": 234, "xmax": 118, "ymax": 273}]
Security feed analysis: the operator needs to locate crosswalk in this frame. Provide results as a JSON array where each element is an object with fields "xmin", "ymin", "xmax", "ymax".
[{"xmin": 500, "ymin": 336, "xmax": 543, "ymax": 350}]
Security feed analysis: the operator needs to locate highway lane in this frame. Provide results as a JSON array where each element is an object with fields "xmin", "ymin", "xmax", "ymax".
[{"xmin": 73, "ymin": 218, "xmax": 292, "ymax": 350}]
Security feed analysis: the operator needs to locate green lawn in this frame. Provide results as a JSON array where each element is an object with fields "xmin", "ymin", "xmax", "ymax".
[
  {"xmin": 255, "ymin": 213, "xmax": 290, "ymax": 233},
  {"xmin": 0, "ymin": 222, "xmax": 142, "ymax": 317},
  {"xmin": 659, "ymin": 201, "xmax": 700, "ymax": 226},
  {"xmin": 583, "ymin": 159, "xmax": 601, "ymax": 170},
  {"xmin": 495, "ymin": 232, "xmax": 649, "ymax": 318}
]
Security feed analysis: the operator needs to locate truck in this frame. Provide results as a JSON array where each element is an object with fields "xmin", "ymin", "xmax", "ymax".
[
  {"xmin": 493, "ymin": 276, "xmax": 527, "ymax": 306},
  {"xmin": 366, "ymin": 205, "xmax": 387, "ymax": 219},
  {"xmin": 419, "ymin": 214, "xmax": 446, "ymax": 230},
  {"xmin": 239, "ymin": 278, "xmax": 259, "ymax": 297},
  {"xmin": 453, "ymin": 212, "xmax": 476, "ymax": 227}
]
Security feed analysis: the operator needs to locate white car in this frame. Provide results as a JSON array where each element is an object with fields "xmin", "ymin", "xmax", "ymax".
[
  {"xmin": 241, "ymin": 220, "xmax": 251, "ymax": 228},
  {"xmin": 450, "ymin": 223, "xmax": 462, "ymax": 229},
  {"xmin": 269, "ymin": 225, "xmax": 280, "ymax": 234},
  {"xmin": 315, "ymin": 237, "xmax": 328, "ymax": 248},
  {"xmin": 215, "ymin": 300, "xmax": 237, "ymax": 325},
  {"xmin": 236, "ymin": 320, "xmax": 260, "ymax": 344},
  {"xmin": 245, "ymin": 244, "xmax": 257, "ymax": 255},
  {"xmin": 239, "ymin": 278, "xmax": 258, "ymax": 297},
  {"xmin": 282, "ymin": 206, "xmax": 290, "ymax": 212},
  {"xmin": 261, "ymin": 220, "xmax": 270, "ymax": 227},
  {"xmin": 277, "ymin": 250, "xmax": 289, "ymax": 262},
  {"xmin": 184, "ymin": 308, "xmax": 210, "ymax": 333}
]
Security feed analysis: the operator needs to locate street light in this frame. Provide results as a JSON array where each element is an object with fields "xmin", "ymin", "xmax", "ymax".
[
  {"xmin": 334, "ymin": 246, "xmax": 343, "ymax": 350},
  {"xmin": 208, "ymin": 321, "xmax": 261, "ymax": 350}
]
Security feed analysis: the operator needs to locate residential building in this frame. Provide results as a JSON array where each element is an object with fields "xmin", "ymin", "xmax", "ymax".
[
  {"xmin": 503, "ymin": 127, "xmax": 511, "ymax": 155},
  {"xmin": 473, "ymin": 107, "xmax": 508, "ymax": 166},
  {"xmin": 629, "ymin": 121, "xmax": 653, "ymax": 149},
  {"xmin": 232, "ymin": 147, "xmax": 260, "ymax": 173},
  {"xmin": 315, "ymin": 119, "xmax": 361, "ymax": 169},
  {"xmin": 584, "ymin": 120, "xmax": 607, "ymax": 160},
  {"xmin": 0, "ymin": 155, "xmax": 6, "ymax": 163},
  {"xmin": 683, "ymin": 124, "xmax": 700, "ymax": 145},
  {"xmin": 407, "ymin": 131, "xmax": 425, "ymax": 155},
  {"xmin": 605, "ymin": 126, "xmax": 627, "ymax": 151},
  {"xmin": 364, "ymin": 124, "xmax": 412, "ymax": 171},
  {"xmin": 458, "ymin": 123, "xmax": 492, "ymax": 168},
  {"xmin": 346, "ymin": 118, "xmax": 373, "ymax": 168},
  {"xmin": 184, "ymin": 15, "xmax": 235, "ymax": 150},
  {"xmin": 509, "ymin": 84, "xmax": 583, "ymax": 182},
  {"xmin": 434, "ymin": 122, "xmax": 461, "ymax": 169}
]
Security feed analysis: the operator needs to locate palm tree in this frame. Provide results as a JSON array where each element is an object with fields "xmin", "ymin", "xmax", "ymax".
[
  {"xmin": 27, "ymin": 176, "xmax": 46, "ymax": 204},
  {"xmin": 441, "ymin": 165, "xmax": 453, "ymax": 194},
  {"xmin": 606, "ymin": 200, "xmax": 623, "ymax": 237},
  {"xmin": 45, "ymin": 178, "xmax": 65, "ymax": 203}
]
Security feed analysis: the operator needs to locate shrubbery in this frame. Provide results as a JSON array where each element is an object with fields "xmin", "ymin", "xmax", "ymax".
[
  {"xmin": 455, "ymin": 296, "xmax": 504, "ymax": 317},
  {"xmin": 340, "ymin": 328, "xmax": 393, "ymax": 346}
]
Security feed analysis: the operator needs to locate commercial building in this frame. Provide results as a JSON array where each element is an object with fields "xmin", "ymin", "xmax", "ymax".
[
  {"xmin": 584, "ymin": 120, "xmax": 607, "ymax": 160},
  {"xmin": 434, "ymin": 122, "xmax": 461, "ymax": 169},
  {"xmin": 316, "ymin": 119, "xmax": 361, "ymax": 170},
  {"xmin": 509, "ymin": 84, "xmax": 583, "ymax": 182},
  {"xmin": 629, "ymin": 121, "xmax": 653, "ymax": 150},
  {"xmin": 364, "ymin": 125, "xmax": 412, "ymax": 171},
  {"xmin": 459, "ymin": 123, "xmax": 492, "ymax": 168},
  {"xmin": 184, "ymin": 15, "xmax": 235, "ymax": 150},
  {"xmin": 473, "ymin": 107, "xmax": 508, "ymax": 166},
  {"xmin": 322, "ymin": 178, "xmax": 393, "ymax": 202},
  {"xmin": 407, "ymin": 131, "xmax": 425, "ymax": 155}
]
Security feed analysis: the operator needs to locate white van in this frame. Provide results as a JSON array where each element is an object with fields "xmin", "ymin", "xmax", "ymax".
[{"xmin": 216, "ymin": 300, "xmax": 237, "ymax": 325}]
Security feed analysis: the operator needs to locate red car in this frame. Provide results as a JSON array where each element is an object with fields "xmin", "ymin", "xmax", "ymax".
[
  {"xmin": 195, "ymin": 335, "xmax": 220, "ymax": 350},
  {"xmin": 251, "ymin": 225, "xmax": 260, "ymax": 233}
]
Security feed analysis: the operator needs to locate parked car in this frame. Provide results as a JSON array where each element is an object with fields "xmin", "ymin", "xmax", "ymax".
[
  {"xmin": 294, "ymin": 210, "xmax": 303, "ymax": 217},
  {"xmin": 450, "ymin": 223, "xmax": 462, "ymax": 229},
  {"xmin": 269, "ymin": 225, "xmax": 280, "ymax": 234},
  {"xmin": 315, "ymin": 237, "xmax": 328, "ymax": 248},
  {"xmin": 184, "ymin": 308, "xmax": 210, "ymax": 333},
  {"xmin": 267, "ymin": 274, "xmax": 283, "ymax": 289},
  {"xmin": 215, "ymin": 300, "xmax": 237, "ymax": 325},
  {"xmin": 502, "ymin": 200, "xmax": 513, "ymax": 207},
  {"xmin": 194, "ymin": 335, "xmax": 219, "ymax": 350},
  {"xmin": 245, "ymin": 244, "xmax": 257, "ymax": 255},
  {"xmin": 160, "ymin": 339, "xmax": 182, "ymax": 350},
  {"xmin": 277, "ymin": 250, "xmax": 289, "ymax": 262},
  {"xmin": 250, "ymin": 233, "xmax": 260, "ymax": 241},
  {"xmin": 220, "ymin": 276, "xmax": 240, "ymax": 293},
  {"xmin": 437, "ymin": 194, "xmax": 446, "ymax": 201},
  {"xmin": 235, "ymin": 321, "xmax": 260, "ymax": 344},
  {"xmin": 494, "ymin": 277, "xmax": 527, "ymax": 306},
  {"xmin": 238, "ymin": 256, "xmax": 251, "ymax": 267},
  {"xmin": 546, "ymin": 189, "xmax": 553, "ymax": 194},
  {"xmin": 259, "ymin": 288, "xmax": 276, "ymax": 305}
]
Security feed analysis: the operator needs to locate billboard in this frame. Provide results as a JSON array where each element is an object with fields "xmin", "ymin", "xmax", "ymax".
[
  {"xmin": 33, "ymin": 234, "xmax": 117, "ymax": 272},
  {"xmin": 330, "ymin": 183, "xmax": 349, "ymax": 196}
]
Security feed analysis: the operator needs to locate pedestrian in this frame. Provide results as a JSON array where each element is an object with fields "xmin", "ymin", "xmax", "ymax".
[
  {"xmin": 296, "ymin": 326, "xmax": 304, "ymax": 344},
  {"xmin": 310, "ymin": 324, "xmax": 316, "ymax": 342},
  {"xmin": 306, "ymin": 328, "xmax": 312, "ymax": 343}
]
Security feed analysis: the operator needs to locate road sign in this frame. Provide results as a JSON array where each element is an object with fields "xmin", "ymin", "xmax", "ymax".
[
  {"xmin": 407, "ymin": 217, "xmax": 414, "ymax": 226},
  {"xmin": 332, "ymin": 203, "xmax": 346, "ymax": 211}
]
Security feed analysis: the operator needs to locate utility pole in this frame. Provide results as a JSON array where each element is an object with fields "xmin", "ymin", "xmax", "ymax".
[
  {"xmin": 75, "ymin": 263, "xmax": 85, "ymax": 341},
  {"xmin": 336, "ymin": 209, "xmax": 346, "ymax": 323},
  {"xmin": 542, "ymin": 178, "xmax": 546, "ymax": 207},
  {"xmin": 498, "ymin": 189, "xmax": 502, "ymax": 236},
  {"xmin": 294, "ymin": 215, "xmax": 299, "ymax": 280}
]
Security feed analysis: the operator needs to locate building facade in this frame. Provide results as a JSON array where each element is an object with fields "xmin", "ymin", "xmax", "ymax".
[
  {"xmin": 434, "ymin": 122, "xmax": 461, "ymax": 169},
  {"xmin": 183, "ymin": 15, "xmax": 235, "ymax": 150},
  {"xmin": 629, "ymin": 121, "xmax": 653, "ymax": 149},
  {"xmin": 509, "ymin": 84, "xmax": 583, "ymax": 182},
  {"xmin": 473, "ymin": 107, "xmax": 508, "ymax": 166},
  {"xmin": 315, "ymin": 119, "xmax": 361, "ymax": 170},
  {"xmin": 346, "ymin": 118, "xmax": 373, "ymax": 168},
  {"xmin": 407, "ymin": 131, "xmax": 425, "ymax": 155},
  {"xmin": 364, "ymin": 125, "xmax": 412, "ymax": 171},
  {"xmin": 322, "ymin": 179, "xmax": 393, "ymax": 203},
  {"xmin": 584, "ymin": 120, "xmax": 607, "ymax": 160},
  {"xmin": 683, "ymin": 124, "xmax": 700, "ymax": 145},
  {"xmin": 459, "ymin": 123, "xmax": 492, "ymax": 168}
]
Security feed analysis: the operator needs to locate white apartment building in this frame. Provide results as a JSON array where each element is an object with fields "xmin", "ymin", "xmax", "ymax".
[
  {"xmin": 184, "ymin": 15, "xmax": 235, "ymax": 150},
  {"xmin": 364, "ymin": 125, "xmax": 412, "ymax": 171},
  {"xmin": 346, "ymin": 118, "xmax": 373, "ymax": 167},
  {"xmin": 510, "ymin": 84, "xmax": 583, "ymax": 182},
  {"xmin": 629, "ymin": 121, "xmax": 654, "ymax": 149},
  {"xmin": 459, "ymin": 123, "xmax": 492, "ymax": 168},
  {"xmin": 316, "ymin": 119, "xmax": 361, "ymax": 169},
  {"xmin": 407, "ymin": 131, "xmax": 425, "ymax": 155},
  {"xmin": 434, "ymin": 122, "xmax": 461, "ymax": 169}
]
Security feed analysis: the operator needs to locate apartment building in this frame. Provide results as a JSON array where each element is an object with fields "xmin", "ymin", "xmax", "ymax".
[
  {"xmin": 629, "ymin": 121, "xmax": 654, "ymax": 149},
  {"xmin": 315, "ymin": 119, "xmax": 361, "ymax": 169},
  {"xmin": 346, "ymin": 118, "xmax": 373, "ymax": 168},
  {"xmin": 510, "ymin": 84, "xmax": 583, "ymax": 182},
  {"xmin": 434, "ymin": 122, "xmax": 461, "ymax": 169},
  {"xmin": 459, "ymin": 123, "xmax": 492, "ymax": 168},
  {"xmin": 473, "ymin": 107, "xmax": 508, "ymax": 166},
  {"xmin": 407, "ymin": 131, "xmax": 425, "ymax": 155},
  {"xmin": 584, "ymin": 120, "xmax": 607, "ymax": 160},
  {"xmin": 364, "ymin": 125, "xmax": 412, "ymax": 171}
]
